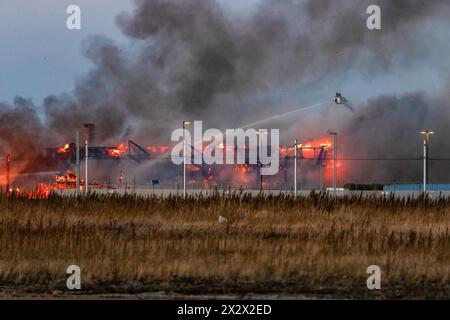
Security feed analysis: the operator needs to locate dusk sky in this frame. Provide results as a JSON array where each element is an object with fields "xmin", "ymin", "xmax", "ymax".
[
  {"xmin": 0, "ymin": 1, "xmax": 132, "ymax": 103},
  {"xmin": 0, "ymin": 0, "xmax": 261, "ymax": 104}
]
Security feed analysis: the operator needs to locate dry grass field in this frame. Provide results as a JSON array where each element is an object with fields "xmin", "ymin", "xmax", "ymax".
[{"xmin": 0, "ymin": 192, "xmax": 449, "ymax": 299}]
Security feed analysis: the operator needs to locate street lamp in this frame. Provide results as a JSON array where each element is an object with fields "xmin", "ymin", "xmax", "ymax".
[
  {"xmin": 257, "ymin": 130, "xmax": 267, "ymax": 191},
  {"xmin": 294, "ymin": 139, "xmax": 298, "ymax": 197},
  {"xmin": 318, "ymin": 143, "xmax": 330, "ymax": 192},
  {"xmin": 85, "ymin": 138, "xmax": 89, "ymax": 194},
  {"xmin": 328, "ymin": 131, "xmax": 337, "ymax": 194},
  {"xmin": 75, "ymin": 130, "xmax": 80, "ymax": 196},
  {"xmin": 421, "ymin": 130, "xmax": 434, "ymax": 192},
  {"xmin": 183, "ymin": 121, "xmax": 191, "ymax": 198}
]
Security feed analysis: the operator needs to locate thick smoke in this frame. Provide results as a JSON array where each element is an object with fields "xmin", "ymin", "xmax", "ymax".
[
  {"xmin": 0, "ymin": 97, "xmax": 51, "ymax": 161},
  {"xmin": 1, "ymin": 0, "xmax": 450, "ymax": 184}
]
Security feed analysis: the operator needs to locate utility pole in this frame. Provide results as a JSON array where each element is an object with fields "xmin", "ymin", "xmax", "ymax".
[
  {"xmin": 421, "ymin": 130, "xmax": 434, "ymax": 192},
  {"xmin": 319, "ymin": 162, "xmax": 323, "ymax": 191},
  {"xmin": 83, "ymin": 124, "xmax": 94, "ymax": 195},
  {"xmin": 294, "ymin": 139, "xmax": 298, "ymax": 197},
  {"xmin": 182, "ymin": 121, "xmax": 190, "ymax": 198},
  {"xmin": 424, "ymin": 137, "xmax": 427, "ymax": 192},
  {"xmin": 328, "ymin": 131, "xmax": 337, "ymax": 194},
  {"xmin": 260, "ymin": 164, "xmax": 263, "ymax": 192},
  {"xmin": 85, "ymin": 138, "xmax": 88, "ymax": 194},
  {"xmin": 6, "ymin": 154, "xmax": 10, "ymax": 194},
  {"xmin": 76, "ymin": 130, "xmax": 80, "ymax": 196},
  {"xmin": 318, "ymin": 144, "xmax": 329, "ymax": 192},
  {"xmin": 256, "ymin": 130, "xmax": 267, "ymax": 193}
]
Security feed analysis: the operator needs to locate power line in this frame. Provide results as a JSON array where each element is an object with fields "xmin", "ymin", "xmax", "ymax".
[{"xmin": 4, "ymin": 156, "xmax": 450, "ymax": 162}]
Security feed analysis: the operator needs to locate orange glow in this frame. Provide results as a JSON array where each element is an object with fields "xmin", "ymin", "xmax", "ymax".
[
  {"xmin": 235, "ymin": 164, "xmax": 251, "ymax": 184},
  {"xmin": 56, "ymin": 170, "xmax": 78, "ymax": 185},
  {"xmin": 108, "ymin": 143, "xmax": 127, "ymax": 158},
  {"xmin": 146, "ymin": 145, "xmax": 170, "ymax": 154},
  {"xmin": 296, "ymin": 136, "xmax": 338, "ymax": 184},
  {"xmin": 297, "ymin": 138, "xmax": 333, "ymax": 156},
  {"xmin": 261, "ymin": 181, "xmax": 270, "ymax": 189},
  {"xmin": 57, "ymin": 143, "xmax": 70, "ymax": 153},
  {"xmin": 202, "ymin": 167, "xmax": 215, "ymax": 188},
  {"xmin": 279, "ymin": 146, "xmax": 294, "ymax": 156},
  {"xmin": 159, "ymin": 146, "xmax": 170, "ymax": 153},
  {"xmin": 217, "ymin": 143, "xmax": 237, "ymax": 150},
  {"xmin": 187, "ymin": 165, "xmax": 201, "ymax": 172},
  {"xmin": 36, "ymin": 183, "xmax": 52, "ymax": 198}
]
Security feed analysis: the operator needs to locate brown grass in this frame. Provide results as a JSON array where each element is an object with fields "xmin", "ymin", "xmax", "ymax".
[{"xmin": 0, "ymin": 192, "xmax": 449, "ymax": 298}]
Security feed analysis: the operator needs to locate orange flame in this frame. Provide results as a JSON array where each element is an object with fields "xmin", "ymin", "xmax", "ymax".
[
  {"xmin": 146, "ymin": 145, "xmax": 170, "ymax": 154},
  {"xmin": 57, "ymin": 143, "xmax": 70, "ymax": 153},
  {"xmin": 108, "ymin": 143, "xmax": 127, "ymax": 158}
]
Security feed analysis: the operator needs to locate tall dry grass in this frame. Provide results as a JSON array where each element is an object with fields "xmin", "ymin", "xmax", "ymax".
[{"xmin": 0, "ymin": 192, "xmax": 448, "ymax": 298}]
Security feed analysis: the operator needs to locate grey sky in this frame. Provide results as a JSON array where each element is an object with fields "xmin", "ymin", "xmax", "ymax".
[{"xmin": 0, "ymin": 0, "xmax": 133, "ymax": 103}]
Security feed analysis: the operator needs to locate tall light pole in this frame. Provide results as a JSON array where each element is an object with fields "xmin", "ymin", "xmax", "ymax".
[
  {"xmin": 318, "ymin": 144, "xmax": 329, "ymax": 192},
  {"xmin": 183, "ymin": 121, "xmax": 191, "ymax": 198},
  {"xmin": 294, "ymin": 139, "xmax": 298, "ymax": 197},
  {"xmin": 85, "ymin": 137, "xmax": 88, "ymax": 194},
  {"xmin": 421, "ymin": 130, "xmax": 434, "ymax": 192},
  {"xmin": 256, "ymin": 130, "xmax": 267, "ymax": 192},
  {"xmin": 6, "ymin": 154, "xmax": 10, "ymax": 194},
  {"xmin": 76, "ymin": 130, "xmax": 80, "ymax": 196},
  {"xmin": 83, "ymin": 124, "xmax": 94, "ymax": 195},
  {"xmin": 328, "ymin": 131, "xmax": 337, "ymax": 194}
]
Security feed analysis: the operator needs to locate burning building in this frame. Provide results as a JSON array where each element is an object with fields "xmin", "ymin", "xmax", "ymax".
[
  {"xmin": 30, "ymin": 132, "xmax": 337, "ymax": 192},
  {"xmin": 1, "ymin": 0, "xmax": 449, "ymax": 193}
]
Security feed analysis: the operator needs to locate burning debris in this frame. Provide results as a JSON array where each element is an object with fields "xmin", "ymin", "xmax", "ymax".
[
  {"xmin": 56, "ymin": 170, "xmax": 78, "ymax": 186},
  {"xmin": 57, "ymin": 144, "xmax": 70, "ymax": 154},
  {"xmin": 108, "ymin": 143, "xmax": 127, "ymax": 158}
]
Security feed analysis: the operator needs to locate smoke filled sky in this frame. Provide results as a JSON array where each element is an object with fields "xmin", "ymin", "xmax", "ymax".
[
  {"xmin": 1, "ymin": 0, "xmax": 448, "ymax": 106},
  {"xmin": 0, "ymin": 0, "xmax": 450, "ymax": 184}
]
